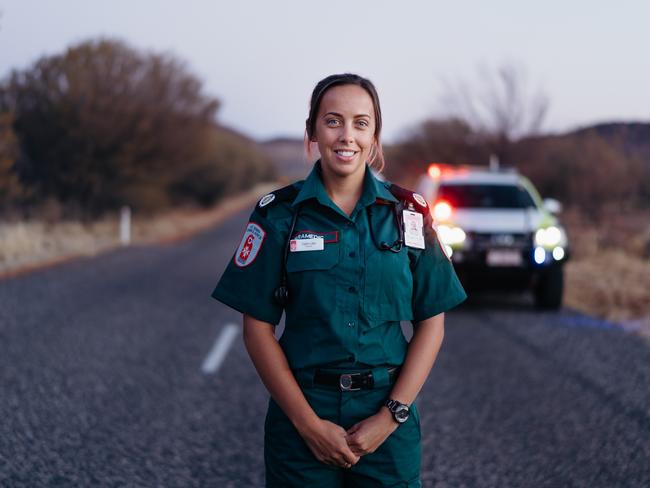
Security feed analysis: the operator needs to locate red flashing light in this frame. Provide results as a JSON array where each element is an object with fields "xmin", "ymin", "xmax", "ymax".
[{"xmin": 428, "ymin": 164, "xmax": 441, "ymax": 179}]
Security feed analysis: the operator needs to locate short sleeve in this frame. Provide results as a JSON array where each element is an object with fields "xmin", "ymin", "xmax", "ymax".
[
  {"xmin": 410, "ymin": 215, "xmax": 467, "ymax": 322},
  {"xmin": 211, "ymin": 210, "xmax": 285, "ymax": 325}
]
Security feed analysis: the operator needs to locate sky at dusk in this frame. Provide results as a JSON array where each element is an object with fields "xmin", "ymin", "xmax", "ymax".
[{"xmin": 1, "ymin": 0, "xmax": 648, "ymax": 143}]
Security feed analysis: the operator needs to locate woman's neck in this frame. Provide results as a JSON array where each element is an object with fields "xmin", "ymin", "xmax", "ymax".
[{"xmin": 321, "ymin": 165, "xmax": 365, "ymax": 217}]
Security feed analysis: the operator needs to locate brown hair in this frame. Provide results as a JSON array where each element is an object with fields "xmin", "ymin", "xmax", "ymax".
[{"xmin": 304, "ymin": 73, "xmax": 385, "ymax": 173}]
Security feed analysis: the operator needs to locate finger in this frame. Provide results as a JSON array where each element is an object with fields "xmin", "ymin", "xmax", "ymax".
[
  {"xmin": 342, "ymin": 449, "xmax": 360, "ymax": 465},
  {"xmin": 346, "ymin": 423, "xmax": 360, "ymax": 435},
  {"xmin": 337, "ymin": 456, "xmax": 354, "ymax": 468},
  {"xmin": 349, "ymin": 446, "xmax": 364, "ymax": 457}
]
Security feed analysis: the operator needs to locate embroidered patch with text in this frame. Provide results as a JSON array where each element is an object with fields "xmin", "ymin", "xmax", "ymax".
[
  {"xmin": 234, "ymin": 222, "xmax": 266, "ymax": 267},
  {"xmin": 290, "ymin": 229, "xmax": 339, "ymax": 243},
  {"xmin": 413, "ymin": 193, "xmax": 427, "ymax": 208}
]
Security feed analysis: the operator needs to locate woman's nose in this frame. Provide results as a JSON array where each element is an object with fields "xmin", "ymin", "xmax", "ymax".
[{"xmin": 338, "ymin": 124, "xmax": 354, "ymax": 143}]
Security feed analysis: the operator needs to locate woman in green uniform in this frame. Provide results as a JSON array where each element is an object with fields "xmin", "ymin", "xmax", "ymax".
[{"xmin": 212, "ymin": 73, "xmax": 466, "ymax": 487}]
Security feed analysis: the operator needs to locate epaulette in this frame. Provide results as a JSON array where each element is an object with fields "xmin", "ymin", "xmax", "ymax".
[
  {"xmin": 255, "ymin": 181, "xmax": 303, "ymax": 217},
  {"xmin": 387, "ymin": 183, "xmax": 430, "ymax": 217}
]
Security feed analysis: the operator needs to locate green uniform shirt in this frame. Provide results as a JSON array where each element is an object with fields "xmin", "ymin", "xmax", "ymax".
[{"xmin": 212, "ymin": 162, "xmax": 467, "ymax": 370}]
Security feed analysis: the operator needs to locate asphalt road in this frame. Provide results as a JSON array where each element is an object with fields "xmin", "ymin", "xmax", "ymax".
[{"xmin": 1, "ymin": 209, "xmax": 649, "ymax": 487}]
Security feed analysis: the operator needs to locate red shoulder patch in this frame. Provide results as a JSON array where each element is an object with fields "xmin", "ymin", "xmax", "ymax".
[{"xmin": 234, "ymin": 222, "xmax": 266, "ymax": 267}]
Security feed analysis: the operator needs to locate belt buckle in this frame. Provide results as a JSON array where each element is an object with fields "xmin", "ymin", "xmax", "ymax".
[{"xmin": 339, "ymin": 373, "xmax": 361, "ymax": 391}]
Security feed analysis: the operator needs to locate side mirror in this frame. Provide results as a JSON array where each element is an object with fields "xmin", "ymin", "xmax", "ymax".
[{"xmin": 543, "ymin": 198, "xmax": 562, "ymax": 214}]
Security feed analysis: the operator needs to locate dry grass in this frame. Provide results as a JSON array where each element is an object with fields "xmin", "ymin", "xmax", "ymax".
[
  {"xmin": 0, "ymin": 183, "xmax": 276, "ymax": 277},
  {"xmin": 0, "ymin": 219, "xmax": 119, "ymax": 274},
  {"xmin": 563, "ymin": 207, "xmax": 650, "ymax": 339},
  {"xmin": 2, "ymin": 188, "xmax": 649, "ymax": 340}
]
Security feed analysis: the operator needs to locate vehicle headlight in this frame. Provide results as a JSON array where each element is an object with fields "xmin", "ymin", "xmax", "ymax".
[
  {"xmin": 437, "ymin": 225, "xmax": 466, "ymax": 245},
  {"xmin": 535, "ymin": 226, "xmax": 565, "ymax": 247}
]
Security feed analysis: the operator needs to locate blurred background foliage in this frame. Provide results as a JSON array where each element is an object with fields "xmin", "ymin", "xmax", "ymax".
[
  {"xmin": 386, "ymin": 121, "xmax": 648, "ymax": 220},
  {"xmin": 0, "ymin": 38, "xmax": 274, "ymax": 219},
  {"xmin": 386, "ymin": 65, "xmax": 649, "ymax": 220},
  {"xmin": 0, "ymin": 41, "xmax": 647, "ymax": 221}
]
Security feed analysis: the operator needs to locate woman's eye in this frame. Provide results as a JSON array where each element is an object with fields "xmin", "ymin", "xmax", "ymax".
[
  {"xmin": 326, "ymin": 119, "xmax": 340, "ymax": 127},
  {"xmin": 356, "ymin": 120, "xmax": 369, "ymax": 128}
]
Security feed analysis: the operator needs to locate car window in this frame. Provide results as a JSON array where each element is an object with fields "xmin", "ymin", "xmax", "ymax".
[{"xmin": 437, "ymin": 184, "xmax": 536, "ymax": 209}]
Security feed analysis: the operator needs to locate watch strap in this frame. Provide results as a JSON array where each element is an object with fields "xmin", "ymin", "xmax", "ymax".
[{"xmin": 384, "ymin": 398, "xmax": 410, "ymax": 424}]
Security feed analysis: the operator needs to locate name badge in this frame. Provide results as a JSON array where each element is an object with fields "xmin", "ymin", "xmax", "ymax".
[
  {"xmin": 402, "ymin": 210, "xmax": 425, "ymax": 249},
  {"xmin": 290, "ymin": 237, "xmax": 324, "ymax": 252}
]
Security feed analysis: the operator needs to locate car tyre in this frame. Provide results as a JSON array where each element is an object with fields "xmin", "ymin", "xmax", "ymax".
[{"xmin": 535, "ymin": 264, "xmax": 564, "ymax": 310}]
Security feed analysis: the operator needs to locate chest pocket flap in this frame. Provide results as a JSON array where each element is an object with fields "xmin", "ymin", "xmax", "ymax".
[
  {"xmin": 364, "ymin": 248, "xmax": 414, "ymax": 322},
  {"xmin": 286, "ymin": 242, "xmax": 340, "ymax": 271},
  {"xmin": 285, "ymin": 242, "xmax": 340, "ymax": 320}
]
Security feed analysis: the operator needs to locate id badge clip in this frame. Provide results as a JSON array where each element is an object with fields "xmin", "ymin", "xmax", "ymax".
[{"xmin": 402, "ymin": 210, "xmax": 425, "ymax": 249}]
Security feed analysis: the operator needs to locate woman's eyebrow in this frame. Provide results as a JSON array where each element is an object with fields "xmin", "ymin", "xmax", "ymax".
[{"xmin": 323, "ymin": 111, "xmax": 370, "ymax": 118}]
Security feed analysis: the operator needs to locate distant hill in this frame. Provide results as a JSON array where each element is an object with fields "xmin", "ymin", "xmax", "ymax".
[
  {"xmin": 260, "ymin": 138, "xmax": 311, "ymax": 180},
  {"xmin": 258, "ymin": 122, "xmax": 650, "ymax": 182},
  {"xmin": 570, "ymin": 122, "xmax": 650, "ymax": 170}
]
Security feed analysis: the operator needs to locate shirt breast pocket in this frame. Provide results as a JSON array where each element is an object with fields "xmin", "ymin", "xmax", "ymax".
[
  {"xmin": 286, "ymin": 243, "xmax": 340, "ymax": 319},
  {"xmin": 364, "ymin": 248, "xmax": 414, "ymax": 322}
]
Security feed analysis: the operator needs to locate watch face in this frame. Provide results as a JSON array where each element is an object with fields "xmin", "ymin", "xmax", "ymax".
[{"xmin": 394, "ymin": 405, "xmax": 410, "ymax": 423}]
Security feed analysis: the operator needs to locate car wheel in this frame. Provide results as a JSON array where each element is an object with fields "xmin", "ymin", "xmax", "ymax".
[{"xmin": 534, "ymin": 264, "xmax": 564, "ymax": 310}]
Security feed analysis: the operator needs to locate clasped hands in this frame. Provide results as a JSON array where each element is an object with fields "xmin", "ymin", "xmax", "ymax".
[{"xmin": 300, "ymin": 408, "xmax": 399, "ymax": 469}]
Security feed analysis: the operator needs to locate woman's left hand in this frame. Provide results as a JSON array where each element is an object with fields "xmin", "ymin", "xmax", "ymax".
[{"xmin": 345, "ymin": 407, "xmax": 399, "ymax": 457}]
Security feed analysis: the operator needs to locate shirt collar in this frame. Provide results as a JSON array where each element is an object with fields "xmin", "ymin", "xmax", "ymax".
[
  {"xmin": 291, "ymin": 160, "xmax": 331, "ymax": 208},
  {"xmin": 292, "ymin": 160, "xmax": 398, "ymax": 209},
  {"xmin": 359, "ymin": 164, "xmax": 399, "ymax": 206}
]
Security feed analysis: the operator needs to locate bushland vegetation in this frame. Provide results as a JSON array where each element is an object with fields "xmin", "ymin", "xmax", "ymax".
[
  {"xmin": 385, "ymin": 65, "xmax": 650, "ymax": 326},
  {"xmin": 0, "ymin": 38, "xmax": 273, "ymax": 219},
  {"xmin": 386, "ymin": 64, "xmax": 649, "ymax": 220}
]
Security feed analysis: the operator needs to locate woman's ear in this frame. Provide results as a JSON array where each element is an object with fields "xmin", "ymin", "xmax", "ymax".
[{"xmin": 305, "ymin": 120, "xmax": 316, "ymax": 142}]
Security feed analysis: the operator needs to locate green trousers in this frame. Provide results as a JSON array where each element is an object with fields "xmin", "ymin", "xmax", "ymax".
[{"xmin": 264, "ymin": 374, "xmax": 422, "ymax": 487}]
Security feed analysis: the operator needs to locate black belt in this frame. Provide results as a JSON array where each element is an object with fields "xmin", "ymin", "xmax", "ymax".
[{"xmin": 313, "ymin": 367, "xmax": 400, "ymax": 391}]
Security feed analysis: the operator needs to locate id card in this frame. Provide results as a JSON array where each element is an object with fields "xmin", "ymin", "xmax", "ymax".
[
  {"xmin": 290, "ymin": 236, "xmax": 324, "ymax": 252},
  {"xmin": 402, "ymin": 210, "xmax": 425, "ymax": 249}
]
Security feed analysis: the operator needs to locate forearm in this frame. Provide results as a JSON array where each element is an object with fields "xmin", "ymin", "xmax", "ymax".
[
  {"xmin": 388, "ymin": 313, "xmax": 445, "ymax": 405},
  {"xmin": 242, "ymin": 314, "xmax": 319, "ymax": 433}
]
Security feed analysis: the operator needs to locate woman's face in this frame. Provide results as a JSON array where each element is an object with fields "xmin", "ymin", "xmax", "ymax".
[{"xmin": 312, "ymin": 84, "xmax": 377, "ymax": 181}]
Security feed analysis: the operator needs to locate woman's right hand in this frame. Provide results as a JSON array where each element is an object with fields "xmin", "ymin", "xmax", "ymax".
[{"xmin": 298, "ymin": 417, "xmax": 360, "ymax": 468}]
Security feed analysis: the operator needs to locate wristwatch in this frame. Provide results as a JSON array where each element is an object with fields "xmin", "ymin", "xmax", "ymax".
[{"xmin": 384, "ymin": 398, "xmax": 410, "ymax": 424}]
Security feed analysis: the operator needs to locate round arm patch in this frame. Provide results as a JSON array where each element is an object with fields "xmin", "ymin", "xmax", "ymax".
[{"xmin": 234, "ymin": 222, "xmax": 266, "ymax": 267}]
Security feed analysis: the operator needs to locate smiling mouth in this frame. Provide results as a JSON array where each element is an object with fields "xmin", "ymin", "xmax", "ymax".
[{"xmin": 334, "ymin": 150, "xmax": 357, "ymax": 157}]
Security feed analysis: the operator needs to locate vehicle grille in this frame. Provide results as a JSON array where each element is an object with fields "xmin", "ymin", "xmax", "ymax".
[{"xmin": 466, "ymin": 232, "xmax": 532, "ymax": 251}]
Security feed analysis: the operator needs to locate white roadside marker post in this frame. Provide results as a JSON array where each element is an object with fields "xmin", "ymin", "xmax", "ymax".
[{"xmin": 120, "ymin": 206, "xmax": 131, "ymax": 246}]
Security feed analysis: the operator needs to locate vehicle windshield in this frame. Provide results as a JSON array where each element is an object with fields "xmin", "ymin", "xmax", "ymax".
[{"xmin": 437, "ymin": 184, "xmax": 536, "ymax": 209}]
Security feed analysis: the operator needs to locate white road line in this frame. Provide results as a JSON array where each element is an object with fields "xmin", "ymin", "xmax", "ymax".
[{"xmin": 201, "ymin": 323, "xmax": 240, "ymax": 374}]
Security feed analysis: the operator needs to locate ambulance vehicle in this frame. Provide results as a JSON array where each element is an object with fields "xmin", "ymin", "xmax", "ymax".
[{"xmin": 417, "ymin": 163, "xmax": 569, "ymax": 309}]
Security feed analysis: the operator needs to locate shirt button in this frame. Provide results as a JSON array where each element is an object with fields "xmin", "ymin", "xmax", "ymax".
[
  {"xmin": 349, "ymin": 251, "xmax": 356, "ymax": 258},
  {"xmin": 347, "ymin": 321, "xmax": 356, "ymax": 328},
  {"xmin": 348, "ymin": 286, "xmax": 356, "ymax": 293}
]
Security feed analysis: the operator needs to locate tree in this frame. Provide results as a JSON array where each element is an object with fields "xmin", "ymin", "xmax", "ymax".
[
  {"xmin": 168, "ymin": 125, "xmax": 275, "ymax": 207},
  {"xmin": 439, "ymin": 63, "xmax": 549, "ymax": 164},
  {"xmin": 0, "ymin": 111, "xmax": 25, "ymax": 207},
  {"xmin": 0, "ymin": 38, "xmax": 220, "ymax": 215},
  {"xmin": 514, "ymin": 132, "xmax": 645, "ymax": 218},
  {"xmin": 385, "ymin": 118, "xmax": 489, "ymax": 184}
]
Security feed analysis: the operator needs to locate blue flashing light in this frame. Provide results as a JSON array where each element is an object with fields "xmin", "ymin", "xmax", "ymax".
[{"xmin": 534, "ymin": 247, "xmax": 546, "ymax": 265}]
